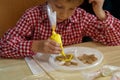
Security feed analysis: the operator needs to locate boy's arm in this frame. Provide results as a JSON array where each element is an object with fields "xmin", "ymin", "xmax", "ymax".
[
  {"xmin": 0, "ymin": 10, "xmax": 35, "ymax": 58},
  {"xmin": 0, "ymin": 8, "xmax": 61, "ymax": 58},
  {"xmin": 82, "ymin": 10, "xmax": 120, "ymax": 46},
  {"xmin": 89, "ymin": 0, "xmax": 106, "ymax": 20}
]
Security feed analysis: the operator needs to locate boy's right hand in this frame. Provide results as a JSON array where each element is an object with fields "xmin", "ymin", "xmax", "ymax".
[{"xmin": 31, "ymin": 39, "xmax": 62, "ymax": 54}]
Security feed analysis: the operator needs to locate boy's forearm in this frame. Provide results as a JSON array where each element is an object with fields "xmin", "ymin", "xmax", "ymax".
[{"xmin": 95, "ymin": 9, "xmax": 107, "ymax": 20}]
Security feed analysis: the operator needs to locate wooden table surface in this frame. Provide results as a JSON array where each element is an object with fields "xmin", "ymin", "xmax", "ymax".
[{"xmin": 0, "ymin": 42, "xmax": 120, "ymax": 80}]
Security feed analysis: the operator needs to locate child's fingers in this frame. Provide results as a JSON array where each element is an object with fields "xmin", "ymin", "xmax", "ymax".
[
  {"xmin": 89, "ymin": 0, "xmax": 97, "ymax": 4},
  {"xmin": 48, "ymin": 38, "xmax": 60, "ymax": 47},
  {"xmin": 89, "ymin": 0, "xmax": 94, "ymax": 3},
  {"xmin": 45, "ymin": 39, "xmax": 61, "ymax": 54}
]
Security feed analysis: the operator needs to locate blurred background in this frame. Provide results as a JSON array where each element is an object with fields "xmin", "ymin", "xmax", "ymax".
[{"xmin": 0, "ymin": 0, "xmax": 46, "ymax": 37}]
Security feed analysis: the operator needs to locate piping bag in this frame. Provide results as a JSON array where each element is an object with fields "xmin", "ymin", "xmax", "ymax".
[{"xmin": 47, "ymin": 4, "xmax": 73, "ymax": 61}]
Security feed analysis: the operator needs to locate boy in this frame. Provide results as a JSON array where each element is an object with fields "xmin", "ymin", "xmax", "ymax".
[{"xmin": 0, "ymin": 0, "xmax": 120, "ymax": 58}]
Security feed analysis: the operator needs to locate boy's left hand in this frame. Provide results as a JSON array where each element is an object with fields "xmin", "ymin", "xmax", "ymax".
[{"xmin": 89, "ymin": 0, "xmax": 106, "ymax": 20}]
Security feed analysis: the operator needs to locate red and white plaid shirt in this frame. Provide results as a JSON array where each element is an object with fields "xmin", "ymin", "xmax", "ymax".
[{"xmin": 0, "ymin": 3, "xmax": 120, "ymax": 58}]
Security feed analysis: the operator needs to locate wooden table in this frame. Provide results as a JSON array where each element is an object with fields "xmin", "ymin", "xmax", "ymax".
[{"xmin": 0, "ymin": 42, "xmax": 120, "ymax": 80}]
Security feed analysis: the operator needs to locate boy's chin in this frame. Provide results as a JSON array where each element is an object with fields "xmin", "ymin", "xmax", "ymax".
[
  {"xmin": 57, "ymin": 21, "xmax": 63, "ymax": 23},
  {"xmin": 57, "ymin": 19, "xmax": 64, "ymax": 23}
]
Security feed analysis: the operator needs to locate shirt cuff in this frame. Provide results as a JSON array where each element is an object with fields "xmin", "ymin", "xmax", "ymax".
[{"xmin": 19, "ymin": 40, "xmax": 35, "ymax": 56}]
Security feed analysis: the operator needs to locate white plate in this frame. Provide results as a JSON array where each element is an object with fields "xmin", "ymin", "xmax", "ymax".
[{"xmin": 49, "ymin": 47, "xmax": 104, "ymax": 71}]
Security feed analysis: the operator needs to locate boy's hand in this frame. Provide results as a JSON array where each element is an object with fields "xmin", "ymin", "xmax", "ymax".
[
  {"xmin": 31, "ymin": 39, "xmax": 61, "ymax": 54},
  {"xmin": 89, "ymin": 0, "xmax": 106, "ymax": 20}
]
